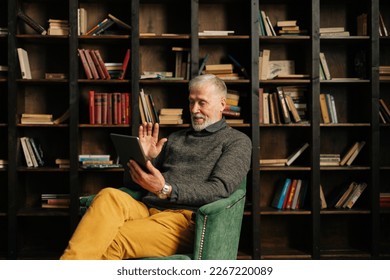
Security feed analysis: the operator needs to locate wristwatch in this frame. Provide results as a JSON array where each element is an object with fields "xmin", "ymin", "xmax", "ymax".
[{"xmin": 156, "ymin": 182, "xmax": 171, "ymax": 199}]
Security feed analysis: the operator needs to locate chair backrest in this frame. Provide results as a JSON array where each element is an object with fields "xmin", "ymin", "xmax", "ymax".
[{"xmin": 192, "ymin": 178, "xmax": 247, "ymax": 260}]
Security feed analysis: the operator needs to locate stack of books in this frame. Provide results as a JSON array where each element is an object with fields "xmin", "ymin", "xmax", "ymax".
[
  {"xmin": 320, "ymin": 27, "xmax": 350, "ymax": 37},
  {"xmin": 55, "ymin": 158, "xmax": 70, "ymax": 168},
  {"xmin": 0, "ymin": 27, "xmax": 8, "ymax": 35},
  {"xmin": 79, "ymin": 154, "xmax": 121, "ymax": 169},
  {"xmin": 277, "ymin": 20, "xmax": 307, "ymax": 36},
  {"xmin": 224, "ymin": 90, "xmax": 243, "ymax": 124},
  {"xmin": 48, "ymin": 19, "xmax": 69, "ymax": 35},
  {"xmin": 379, "ymin": 66, "xmax": 390, "ymax": 81},
  {"xmin": 202, "ymin": 64, "xmax": 239, "ymax": 80},
  {"xmin": 198, "ymin": 30, "xmax": 235, "ymax": 36},
  {"xmin": 320, "ymin": 154, "xmax": 341, "ymax": 166},
  {"xmin": 158, "ymin": 108, "xmax": 183, "ymax": 125},
  {"xmin": 20, "ymin": 113, "xmax": 53, "ymax": 124},
  {"xmin": 0, "ymin": 159, "xmax": 8, "ymax": 169},
  {"xmin": 41, "ymin": 193, "xmax": 70, "ymax": 209}
]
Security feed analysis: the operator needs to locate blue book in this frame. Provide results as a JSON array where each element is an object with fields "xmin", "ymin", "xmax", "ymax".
[
  {"xmin": 198, "ymin": 54, "xmax": 209, "ymax": 75},
  {"xmin": 271, "ymin": 178, "xmax": 292, "ymax": 209}
]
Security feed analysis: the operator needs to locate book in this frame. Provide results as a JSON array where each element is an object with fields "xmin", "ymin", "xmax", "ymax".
[
  {"xmin": 159, "ymin": 108, "xmax": 183, "ymax": 115},
  {"xmin": 78, "ymin": 8, "xmax": 88, "ymax": 35},
  {"xmin": 319, "ymin": 93, "xmax": 331, "ymax": 124},
  {"xmin": 84, "ymin": 49, "xmax": 100, "ymax": 79},
  {"xmin": 260, "ymin": 10, "xmax": 273, "ymax": 36},
  {"xmin": 259, "ymin": 49, "xmax": 270, "ymax": 80},
  {"xmin": 85, "ymin": 18, "xmax": 109, "ymax": 35},
  {"xmin": 119, "ymin": 49, "xmax": 131, "ymax": 80},
  {"xmin": 285, "ymin": 179, "xmax": 298, "ymax": 209},
  {"xmin": 334, "ymin": 182, "xmax": 357, "ymax": 208},
  {"xmin": 344, "ymin": 182, "xmax": 367, "ymax": 209},
  {"xmin": 198, "ymin": 54, "xmax": 209, "ymax": 75},
  {"xmin": 108, "ymin": 14, "xmax": 131, "ymax": 31},
  {"xmin": 228, "ymin": 54, "xmax": 249, "ymax": 79},
  {"xmin": 77, "ymin": 49, "xmax": 93, "ymax": 79},
  {"xmin": 379, "ymin": 13, "xmax": 389, "ymax": 37},
  {"xmin": 259, "ymin": 158, "xmax": 287, "ymax": 166},
  {"xmin": 339, "ymin": 142, "xmax": 360, "ymax": 166},
  {"xmin": 20, "ymin": 137, "xmax": 33, "ymax": 167},
  {"xmin": 277, "ymin": 20, "xmax": 298, "ymax": 27},
  {"xmin": 17, "ymin": 9, "xmax": 47, "ymax": 35},
  {"xmin": 271, "ymin": 178, "xmax": 292, "ymax": 210},
  {"xmin": 320, "ymin": 185, "xmax": 327, "ymax": 209},
  {"xmin": 286, "ymin": 142, "xmax": 309, "ymax": 166},
  {"xmin": 276, "ymin": 86, "xmax": 291, "ymax": 124},
  {"xmin": 291, "ymin": 179, "xmax": 302, "ymax": 210},
  {"xmin": 29, "ymin": 137, "xmax": 45, "ymax": 166},
  {"xmin": 320, "ymin": 27, "xmax": 345, "ymax": 33},
  {"xmin": 319, "ymin": 52, "xmax": 331, "ymax": 80},
  {"xmin": 93, "ymin": 49, "xmax": 111, "ymax": 79},
  {"xmin": 268, "ymin": 60, "xmax": 295, "ymax": 79},
  {"xmin": 346, "ymin": 141, "xmax": 366, "ymax": 166},
  {"xmin": 17, "ymin": 48, "xmax": 32, "ymax": 79}
]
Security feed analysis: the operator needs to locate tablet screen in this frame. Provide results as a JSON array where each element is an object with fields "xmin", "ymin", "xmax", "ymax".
[{"xmin": 110, "ymin": 133, "xmax": 149, "ymax": 170}]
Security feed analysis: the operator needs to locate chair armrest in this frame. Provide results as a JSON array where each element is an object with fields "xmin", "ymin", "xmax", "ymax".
[{"xmin": 193, "ymin": 180, "xmax": 246, "ymax": 260}]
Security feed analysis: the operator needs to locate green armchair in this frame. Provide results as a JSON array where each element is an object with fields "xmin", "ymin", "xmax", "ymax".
[{"xmin": 79, "ymin": 178, "xmax": 247, "ymax": 260}]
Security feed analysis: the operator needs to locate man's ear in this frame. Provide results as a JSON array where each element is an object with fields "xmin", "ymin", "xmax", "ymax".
[{"xmin": 221, "ymin": 97, "xmax": 226, "ymax": 111}]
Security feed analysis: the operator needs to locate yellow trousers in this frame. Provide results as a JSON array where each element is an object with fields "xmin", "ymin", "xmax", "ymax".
[{"xmin": 60, "ymin": 188, "xmax": 195, "ymax": 260}]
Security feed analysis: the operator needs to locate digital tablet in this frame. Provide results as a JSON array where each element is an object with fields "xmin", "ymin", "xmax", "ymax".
[{"xmin": 110, "ymin": 133, "xmax": 149, "ymax": 170}]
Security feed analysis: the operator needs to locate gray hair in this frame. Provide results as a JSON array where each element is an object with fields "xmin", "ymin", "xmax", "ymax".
[{"xmin": 188, "ymin": 74, "xmax": 227, "ymax": 98}]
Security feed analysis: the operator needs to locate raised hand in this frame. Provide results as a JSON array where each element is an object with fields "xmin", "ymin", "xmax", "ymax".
[{"xmin": 138, "ymin": 122, "xmax": 167, "ymax": 160}]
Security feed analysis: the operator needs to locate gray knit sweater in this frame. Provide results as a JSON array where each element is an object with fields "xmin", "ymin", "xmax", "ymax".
[{"xmin": 125, "ymin": 119, "xmax": 252, "ymax": 210}]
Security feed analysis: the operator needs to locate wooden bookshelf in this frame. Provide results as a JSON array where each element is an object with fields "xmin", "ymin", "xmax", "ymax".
[
  {"xmin": 1, "ymin": 0, "xmax": 389, "ymax": 260},
  {"xmin": 0, "ymin": 0, "xmax": 8, "ymax": 260}
]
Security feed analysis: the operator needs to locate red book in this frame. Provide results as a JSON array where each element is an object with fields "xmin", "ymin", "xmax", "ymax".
[
  {"xmin": 78, "ymin": 49, "xmax": 93, "ymax": 79},
  {"xmin": 94, "ymin": 49, "xmax": 111, "ymax": 79},
  {"xmin": 102, "ymin": 93, "xmax": 108, "ymax": 124},
  {"xmin": 89, "ymin": 49, "xmax": 106, "ymax": 79},
  {"xmin": 107, "ymin": 93, "xmax": 112, "ymax": 124},
  {"xmin": 94, "ymin": 93, "xmax": 103, "ymax": 124},
  {"xmin": 124, "ymin": 92, "xmax": 130, "ymax": 124},
  {"xmin": 89, "ymin": 90, "xmax": 95, "ymax": 124},
  {"xmin": 84, "ymin": 49, "xmax": 100, "ymax": 79},
  {"xmin": 121, "ymin": 93, "xmax": 126, "ymax": 124},
  {"xmin": 119, "ymin": 49, "xmax": 131, "ymax": 80},
  {"xmin": 282, "ymin": 180, "xmax": 293, "ymax": 209},
  {"xmin": 285, "ymin": 179, "xmax": 298, "ymax": 209}
]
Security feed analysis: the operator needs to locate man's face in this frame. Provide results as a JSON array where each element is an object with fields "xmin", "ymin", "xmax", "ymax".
[{"xmin": 189, "ymin": 85, "xmax": 226, "ymax": 131}]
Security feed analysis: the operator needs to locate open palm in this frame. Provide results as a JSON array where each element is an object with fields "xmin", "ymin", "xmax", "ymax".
[{"xmin": 138, "ymin": 122, "xmax": 167, "ymax": 160}]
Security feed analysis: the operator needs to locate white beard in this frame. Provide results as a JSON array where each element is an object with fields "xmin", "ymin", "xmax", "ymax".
[{"xmin": 191, "ymin": 114, "xmax": 216, "ymax": 131}]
